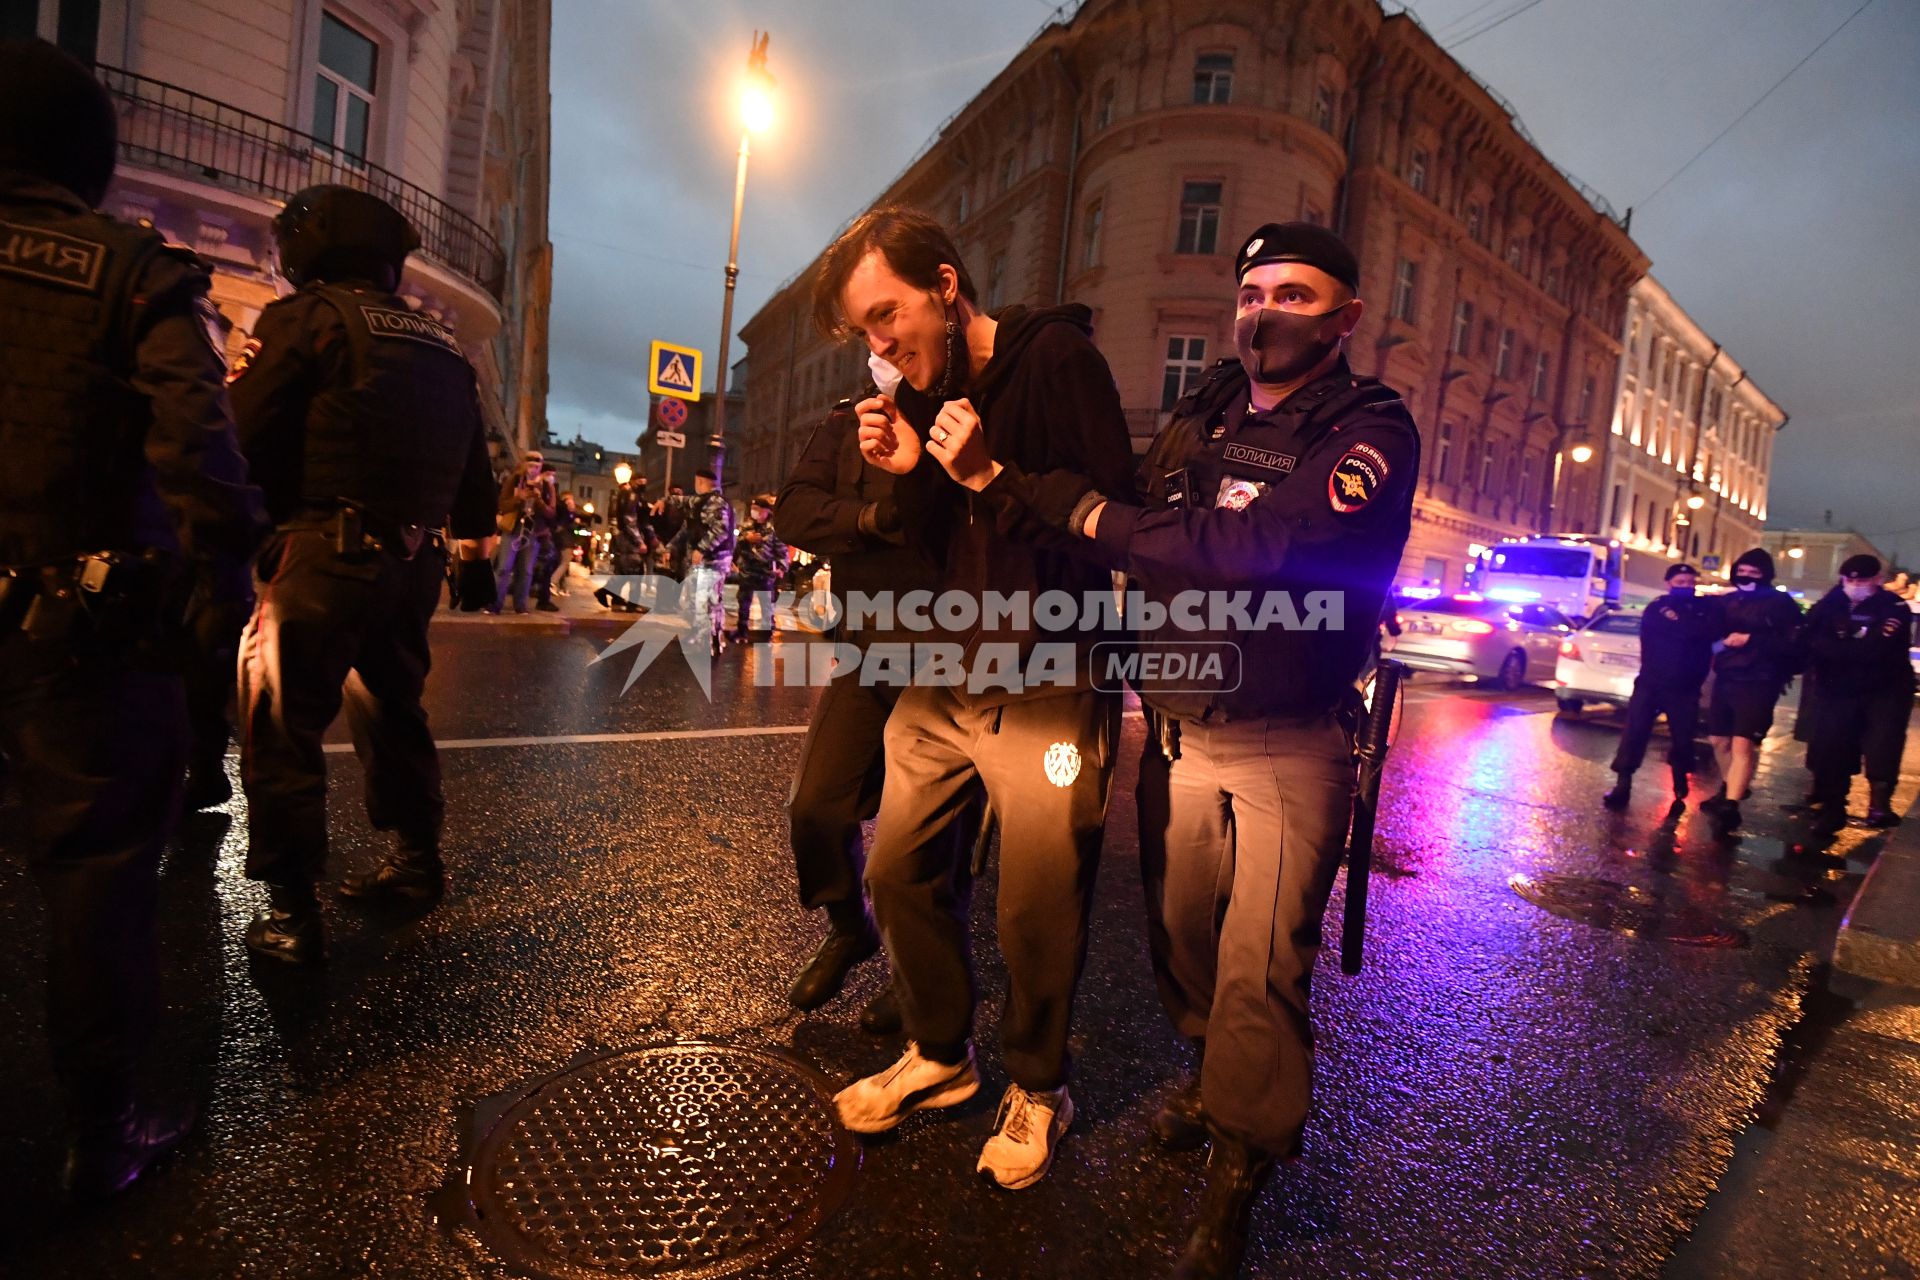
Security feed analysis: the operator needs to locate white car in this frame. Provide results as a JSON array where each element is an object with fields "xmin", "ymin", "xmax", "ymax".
[
  {"xmin": 1552, "ymin": 609, "xmax": 1646, "ymax": 715},
  {"xmin": 1387, "ymin": 595, "xmax": 1575, "ymax": 690}
]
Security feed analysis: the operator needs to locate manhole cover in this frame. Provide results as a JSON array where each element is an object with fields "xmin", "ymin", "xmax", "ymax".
[
  {"xmin": 446, "ymin": 1042, "xmax": 860, "ymax": 1279},
  {"xmin": 1510, "ymin": 873, "xmax": 1748, "ymax": 947}
]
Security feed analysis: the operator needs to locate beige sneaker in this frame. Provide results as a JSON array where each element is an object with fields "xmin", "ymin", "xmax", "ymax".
[
  {"xmin": 976, "ymin": 1083, "xmax": 1073, "ymax": 1190},
  {"xmin": 833, "ymin": 1042, "xmax": 980, "ymax": 1135}
]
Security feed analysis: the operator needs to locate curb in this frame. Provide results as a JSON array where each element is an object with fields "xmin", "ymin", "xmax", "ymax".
[{"xmin": 1832, "ymin": 815, "xmax": 1920, "ymax": 989}]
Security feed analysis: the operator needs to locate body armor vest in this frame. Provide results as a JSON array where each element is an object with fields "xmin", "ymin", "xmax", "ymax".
[
  {"xmin": 0, "ymin": 206, "xmax": 169, "ymax": 565},
  {"xmin": 296, "ymin": 282, "xmax": 480, "ymax": 530}
]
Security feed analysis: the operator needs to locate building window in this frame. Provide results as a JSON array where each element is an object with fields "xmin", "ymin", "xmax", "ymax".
[
  {"xmin": 1479, "ymin": 442, "xmax": 1497, "ymax": 492},
  {"xmin": 1578, "ymin": 375, "xmax": 1596, "ymax": 423},
  {"xmin": 1193, "ymin": 53, "xmax": 1234, "ymax": 105},
  {"xmin": 1082, "ymin": 201, "xmax": 1104, "ymax": 269},
  {"xmin": 1162, "ymin": 336, "xmax": 1208, "ymax": 412},
  {"xmin": 956, "ymin": 187, "xmax": 971, "ymax": 224},
  {"xmin": 314, "ymin": 11, "xmax": 379, "ymax": 162},
  {"xmin": 1530, "ymin": 350, "xmax": 1551, "ymax": 399},
  {"xmin": 1390, "ymin": 258, "xmax": 1419, "ymax": 324},
  {"xmin": 1312, "ymin": 84, "xmax": 1335, "ymax": 131},
  {"xmin": 1408, "ymin": 148, "xmax": 1429, "ymax": 195},
  {"xmin": 1609, "ymin": 483, "xmax": 1623, "ymax": 529},
  {"xmin": 1422, "ymin": 557, "xmax": 1448, "ymax": 589},
  {"xmin": 1435, "ymin": 421, "xmax": 1454, "ymax": 481},
  {"xmin": 1543, "ymin": 264, "xmax": 1560, "ymax": 298},
  {"xmin": 999, "ymin": 152, "xmax": 1019, "ymax": 194},
  {"xmin": 987, "ymin": 252, "xmax": 1007, "ymax": 310},
  {"xmin": 1519, "ymin": 454, "xmax": 1534, "ymax": 507},
  {"xmin": 1495, "ymin": 327, "xmax": 1514, "ymax": 379},
  {"xmin": 1451, "ymin": 301, "xmax": 1474, "ymax": 357},
  {"xmin": 1465, "ymin": 203, "xmax": 1484, "ymax": 244},
  {"xmin": 1176, "ymin": 182, "xmax": 1223, "ymax": 255},
  {"xmin": 1505, "ymin": 239, "xmax": 1524, "ymax": 270},
  {"xmin": 1095, "ymin": 81, "xmax": 1115, "ymax": 130}
]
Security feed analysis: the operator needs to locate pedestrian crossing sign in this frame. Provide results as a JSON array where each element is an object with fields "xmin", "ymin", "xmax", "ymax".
[{"xmin": 649, "ymin": 340, "xmax": 703, "ymax": 402}]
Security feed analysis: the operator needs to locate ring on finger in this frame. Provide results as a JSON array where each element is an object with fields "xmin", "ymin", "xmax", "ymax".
[{"xmin": 931, "ymin": 425, "xmax": 949, "ymax": 444}]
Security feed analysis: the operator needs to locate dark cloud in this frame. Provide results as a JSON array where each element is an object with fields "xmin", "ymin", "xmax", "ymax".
[{"xmin": 552, "ymin": 0, "xmax": 1920, "ymax": 556}]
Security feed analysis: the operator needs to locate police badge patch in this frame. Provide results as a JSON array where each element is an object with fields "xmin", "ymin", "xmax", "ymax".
[
  {"xmin": 1215, "ymin": 475, "xmax": 1269, "ymax": 511},
  {"xmin": 1328, "ymin": 442, "xmax": 1390, "ymax": 514},
  {"xmin": 226, "ymin": 336, "xmax": 262, "ymax": 385}
]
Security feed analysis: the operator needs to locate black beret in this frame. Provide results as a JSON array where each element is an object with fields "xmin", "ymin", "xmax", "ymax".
[
  {"xmin": 1839, "ymin": 554, "xmax": 1882, "ymax": 579},
  {"xmin": 1665, "ymin": 563, "xmax": 1699, "ymax": 581},
  {"xmin": 1234, "ymin": 222, "xmax": 1360, "ymax": 292}
]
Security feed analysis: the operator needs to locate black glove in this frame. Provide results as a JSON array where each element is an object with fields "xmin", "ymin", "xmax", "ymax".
[{"xmin": 457, "ymin": 557, "xmax": 496, "ymax": 612}]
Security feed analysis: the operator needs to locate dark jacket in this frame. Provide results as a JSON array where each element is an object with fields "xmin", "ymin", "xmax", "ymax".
[
  {"xmin": 777, "ymin": 394, "xmax": 943, "ymax": 650},
  {"xmin": 1803, "ymin": 586, "xmax": 1914, "ymax": 697},
  {"xmin": 667, "ymin": 490, "xmax": 734, "ymax": 569},
  {"xmin": 992, "ymin": 354, "xmax": 1419, "ymax": 721},
  {"xmin": 230, "ymin": 280, "xmax": 495, "ymax": 539},
  {"xmin": 0, "ymin": 172, "xmax": 265, "ymax": 582},
  {"xmin": 732, "ymin": 515, "xmax": 789, "ymax": 582},
  {"xmin": 607, "ymin": 483, "xmax": 656, "ymax": 575},
  {"xmin": 892, "ymin": 304, "xmax": 1136, "ymax": 704},
  {"xmin": 1712, "ymin": 584, "xmax": 1804, "ymax": 687},
  {"xmin": 495, "ymin": 468, "xmax": 556, "ymax": 536},
  {"xmin": 1637, "ymin": 589, "xmax": 1719, "ymax": 689}
]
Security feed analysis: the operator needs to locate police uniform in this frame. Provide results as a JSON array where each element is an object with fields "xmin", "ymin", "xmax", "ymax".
[
  {"xmin": 0, "ymin": 38, "xmax": 266, "ymax": 1197},
  {"xmin": 1605, "ymin": 569, "xmax": 1717, "ymax": 806},
  {"xmin": 730, "ymin": 496, "xmax": 789, "ymax": 639},
  {"xmin": 665, "ymin": 483, "xmax": 734, "ymax": 651},
  {"xmin": 229, "ymin": 187, "xmax": 497, "ymax": 960},
  {"xmin": 1802, "ymin": 579, "xmax": 1914, "ymax": 823}
]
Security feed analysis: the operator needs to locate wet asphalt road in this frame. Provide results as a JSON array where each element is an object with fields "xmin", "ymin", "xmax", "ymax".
[{"xmin": 0, "ymin": 614, "xmax": 1911, "ymax": 1280}]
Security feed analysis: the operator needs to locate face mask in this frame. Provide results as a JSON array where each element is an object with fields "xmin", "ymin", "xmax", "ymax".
[
  {"xmin": 926, "ymin": 299, "xmax": 971, "ymax": 402},
  {"xmin": 1234, "ymin": 302, "xmax": 1353, "ymax": 384},
  {"xmin": 868, "ymin": 352, "xmax": 904, "ymax": 399},
  {"xmin": 1734, "ymin": 576, "xmax": 1762, "ymax": 591},
  {"xmin": 1670, "ymin": 585, "xmax": 1696, "ymax": 597},
  {"xmin": 1844, "ymin": 582, "xmax": 1877, "ymax": 603}
]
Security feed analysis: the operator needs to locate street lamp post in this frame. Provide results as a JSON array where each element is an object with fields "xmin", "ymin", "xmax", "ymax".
[{"xmin": 710, "ymin": 31, "xmax": 774, "ymax": 490}]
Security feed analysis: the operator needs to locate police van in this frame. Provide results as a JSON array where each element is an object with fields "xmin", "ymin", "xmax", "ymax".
[{"xmin": 1468, "ymin": 534, "xmax": 1689, "ymax": 622}]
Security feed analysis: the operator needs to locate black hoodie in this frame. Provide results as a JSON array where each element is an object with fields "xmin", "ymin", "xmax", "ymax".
[{"xmin": 891, "ymin": 304, "xmax": 1135, "ymax": 705}]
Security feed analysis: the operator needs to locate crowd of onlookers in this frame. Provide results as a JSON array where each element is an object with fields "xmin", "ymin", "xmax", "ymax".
[{"xmin": 472, "ymin": 447, "xmax": 795, "ymax": 641}]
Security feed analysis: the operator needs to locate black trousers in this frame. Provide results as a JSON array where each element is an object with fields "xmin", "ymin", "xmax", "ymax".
[
  {"xmin": 788, "ymin": 671, "xmax": 900, "ymax": 911},
  {"xmin": 182, "ymin": 586, "xmax": 250, "ymax": 774},
  {"xmin": 1136, "ymin": 713, "xmax": 1354, "ymax": 1154},
  {"xmin": 1807, "ymin": 685, "xmax": 1914, "ymax": 801},
  {"xmin": 1610, "ymin": 677, "xmax": 1702, "ymax": 775},
  {"xmin": 0, "ymin": 634, "xmax": 186, "ymax": 1123},
  {"xmin": 864, "ymin": 684, "xmax": 1118, "ymax": 1091},
  {"xmin": 238, "ymin": 529, "xmax": 447, "ymax": 885}
]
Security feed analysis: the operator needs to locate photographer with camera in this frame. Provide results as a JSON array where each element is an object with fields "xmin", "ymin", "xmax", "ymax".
[{"xmin": 491, "ymin": 449, "xmax": 555, "ymax": 615}]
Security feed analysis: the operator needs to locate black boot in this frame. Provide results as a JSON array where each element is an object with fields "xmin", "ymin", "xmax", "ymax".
[
  {"xmin": 245, "ymin": 881, "xmax": 324, "ymax": 964},
  {"xmin": 1153, "ymin": 1074, "xmax": 1208, "ymax": 1151},
  {"xmin": 1864, "ymin": 784, "xmax": 1901, "ymax": 828},
  {"xmin": 858, "ymin": 981, "xmax": 903, "ymax": 1035},
  {"xmin": 787, "ymin": 906, "xmax": 879, "ymax": 1010},
  {"xmin": 1602, "ymin": 771, "xmax": 1632, "ymax": 810},
  {"xmin": 338, "ymin": 845, "xmax": 446, "ymax": 903},
  {"xmin": 63, "ymin": 1100, "xmax": 197, "ymax": 1200},
  {"xmin": 1669, "ymin": 765, "xmax": 1689, "ymax": 802},
  {"xmin": 1172, "ymin": 1128, "xmax": 1275, "ymax": 1280}
]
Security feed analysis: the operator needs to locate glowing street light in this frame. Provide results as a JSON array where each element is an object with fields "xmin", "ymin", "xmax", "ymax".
[
  {"xmin": 1686, "ymin": 493, "xmax": 1705, "ymax": 511},
  {"xmin": 1787, "ymin": 546, "xmax": 1805, "ymax": 560},
  {"xmin": 613, "ymin": 461, "xmax": 633, "ymax": 486},
  {"xmin": 1569, "ymin": 443, "xmax": 1594, "ymax": 464},
  {"xmin": 709, "ymin": 31, "xmax": 775, "ymax": 486}
]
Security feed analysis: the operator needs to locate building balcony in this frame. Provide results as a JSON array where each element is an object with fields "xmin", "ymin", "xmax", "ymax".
[{"xmin": 97, "ymin": 64, "xmax": 505, "ymax": 339}]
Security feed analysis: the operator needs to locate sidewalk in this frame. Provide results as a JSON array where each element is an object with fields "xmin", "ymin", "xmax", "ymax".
[{"xmin": 430, "ymin": 564, "xmax": 807, "ymax": 636}]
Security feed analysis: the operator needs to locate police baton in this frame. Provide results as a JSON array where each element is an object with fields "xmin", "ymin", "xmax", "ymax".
[{"xmin": 1341, "ymin": 659, "xmax": 1405, "ymax": 975}]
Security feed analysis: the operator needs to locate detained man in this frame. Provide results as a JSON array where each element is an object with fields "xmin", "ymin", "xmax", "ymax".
[{"xmin": 819, "ymin": 206, "xmax": 1134, "ymax": 1190}]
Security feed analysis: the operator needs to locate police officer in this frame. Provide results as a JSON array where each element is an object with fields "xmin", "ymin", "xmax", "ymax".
[
  {"xmin": 1701, "ymin": 548, "xmax": 1803, "ymax": 833},
  {"xmin": 0, "ymin": 39, "xmax": 266, "ymax": 1196},
  {"xmin": 666, "ymin": 467, "xmax": 735, "ymax": 655},
  {"xmin": 936, "ymin": 222, "xmax": 1416, "ymax": 1277},
  {"xmin": 1602, "ymin": 564, "xmax": 1717, "ymax": 810},
  {"xmin": 774, "ymin": 353, "xmax": 973, "ymax": 1034},
  {"xmin": 1800, "ymin": 554, "xmax": 1913, "ymax": 831},
  {"xmin": 230, "ymin": 184, "xmax": 500, "ymax": 963},
  {"xmin": 730, "ymin": 492, "xmax": 789, "ymax": 642}
]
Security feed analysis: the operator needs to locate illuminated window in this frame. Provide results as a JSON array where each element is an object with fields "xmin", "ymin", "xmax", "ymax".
[
  {"xmin": 1451, "ymin": 301, "xmax": 1474, "ymax": 357},
  {"xmin": 1435, "ymin": 421, "xmax": 1454, "ymax": 481},
  {"xmin": 1193, "ymin": 53, "xmax": 1234, "ymax": 105},
  {"xmin": 1176, "ymin": 182, "xmax": 1223, "ymax": 254},
  {"xmin": 314, "ymin": 11, "xmax": 378, "ymax": 163},
  {"xmin": 1390, "ymin": 258, "xmax": 1419, "ymax": 323},
  {"xmin": 1408, "ymin": 148, "xmax": 1429, "ymax": 195},
  {"xmin": 1162, "ymin": 336, "xmax": 1208, "ymax": 412}
]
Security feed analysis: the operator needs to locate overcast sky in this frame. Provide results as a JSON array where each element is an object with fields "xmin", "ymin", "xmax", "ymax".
[{"xmin": 550, "ymin": 0, "xmax": 1920, "ymax": 556}]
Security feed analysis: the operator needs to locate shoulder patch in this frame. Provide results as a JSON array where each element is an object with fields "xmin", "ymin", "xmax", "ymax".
[
  {"xmin": 0, "ymin": 219, "xmax": 108, "ymax": 291},
  {"xmin": 226, "ymin": 335, "xmax": 263, "ymax": 384},
  {"xmin": 359, "ymin": 304, "xmax": 462, "ymax": 356},
  {"xmin": 1328, "ymin": 441, "xmax": 1391, "ymax": 514}
]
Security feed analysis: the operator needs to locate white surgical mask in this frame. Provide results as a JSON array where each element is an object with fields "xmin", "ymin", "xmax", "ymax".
[{"xmin": 868, "ymin": 353, "xmax": 904, "ymax": 399}]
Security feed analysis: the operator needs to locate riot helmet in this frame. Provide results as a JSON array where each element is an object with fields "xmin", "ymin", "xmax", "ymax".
[
  {"xmin": 272, "ymin": 184, "xmax": 420, "ymax": 289},
  {"xmin": 0, "ymin": 40, "xmax": 118, "ymax": 207}
]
